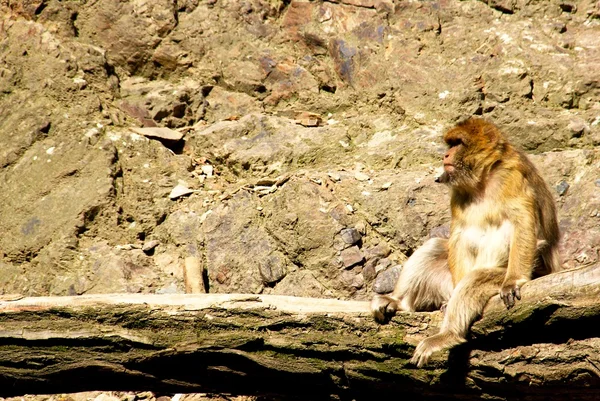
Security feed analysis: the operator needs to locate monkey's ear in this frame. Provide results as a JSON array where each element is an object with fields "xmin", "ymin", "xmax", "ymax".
[{"xmin": 481, "ymin": 123, "xmax": 500, "ymax": 143}]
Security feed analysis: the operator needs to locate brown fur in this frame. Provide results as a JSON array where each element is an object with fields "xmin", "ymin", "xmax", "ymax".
[{"xmin": 371, "ymin": 118, "xmax": 561, "ymax": 367}]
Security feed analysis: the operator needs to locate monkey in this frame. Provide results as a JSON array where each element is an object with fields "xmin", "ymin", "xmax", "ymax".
[{"xmin": 371, "ymin": 118, "xmax": 561, "ymax": 367}]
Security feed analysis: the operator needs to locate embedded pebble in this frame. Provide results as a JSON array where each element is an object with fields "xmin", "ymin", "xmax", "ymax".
[
  {"xmin": 130, "ymin": 126, "xmax": 184, "ymax": 141},
  {"xmin": 341, "ymin": 246, "xmax": 364, "ymax": 268},
  {"xmin": 201, "ymin": 164, "xmax": 214, "ymax": 177},
  {"xmin": 169, "ymin": 184, "xmax": 194, "ymax": 199},
  {"xmin": 142, "ymin": 240, "xmax": 160, "ymax": 253},
  {"xmin": 340, "ymin": 228, "xmax": 362, "ymax": 245}
]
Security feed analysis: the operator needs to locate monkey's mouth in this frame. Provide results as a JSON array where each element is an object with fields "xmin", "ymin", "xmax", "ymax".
[{"xmin": 443, "ymin": 163, "xmax": 455, "ymax": 173}]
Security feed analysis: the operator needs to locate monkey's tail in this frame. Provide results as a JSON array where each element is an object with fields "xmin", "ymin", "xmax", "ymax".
[{"xmin": 441, "ymin": 267, "xmax": 506, "ymax": 338}]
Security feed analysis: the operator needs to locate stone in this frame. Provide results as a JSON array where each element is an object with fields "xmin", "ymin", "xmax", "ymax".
[
  {"xmin": 556, "ymin": 180, "xmax": 570, "ymax": 196},
  {"xmin": 340, "ymin": 227, "xmax": 362, "ymax": 245},
  {"xmin": 169, "ymin": 184, "xmax": 194, "ymax": 200},
  {"xmin": 201, "ymin": 164, "xmax": 214, "ymax": 177},
  {"xmin": 375, "ymin": 258, "xmax": 393, "ymax": 274},
  {"xmin": 373, "ymin": 265, "xmax": 402, "ymax": 294},
  {"xmin": 567, "ymin": 119, "xmax": 590, "ymax": 138},
  {"xmin": 352, "ymin": 273, "xmax": 365, "ymax": 289},
  {"xmin": 259, "ymin": 253, "xmax": 287, "ymax": 285},
  {"xmin": 364, "ymin": 243, "xmax": 391, "ymax": 260},
  {"xmin": 205, "ymin": 87, "xmax": 261, "ymax": 122},
  {"xmin": 142, "ymin": 240, "xmax": 160, "ymax": 253},
  {"xmin": 354, "ymin": 171, "xmax": 370, "ymax": 181},
  {"xmin": 130, "ymin": 127, "xmax": 184, "ymax": 142},
  {"xmin": 340, "ymin": 246, "xmax": 364, "ymax": 269},
  {"xmin": 362, "ymin": 258, "xmax": 378, "ymax": 281},
  {"xmin": 184, "ymin": 256, "xmax": 204, "ymax": 294}
]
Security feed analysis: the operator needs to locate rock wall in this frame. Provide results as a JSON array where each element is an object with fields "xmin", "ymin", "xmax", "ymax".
[{"xmin": 0, "ymin": 0, "xmax": 599, "ymax": 299}]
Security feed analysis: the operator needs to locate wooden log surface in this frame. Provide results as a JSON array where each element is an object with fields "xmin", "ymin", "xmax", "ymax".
[{"xmin": 0, "ymin": 265, "xmax": 599, "ymax": 400}]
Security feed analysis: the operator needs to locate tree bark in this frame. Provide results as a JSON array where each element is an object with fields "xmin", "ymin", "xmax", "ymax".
[{"xmin": 0, "ymin": 265, "xmax": 599, "ymax": 400}]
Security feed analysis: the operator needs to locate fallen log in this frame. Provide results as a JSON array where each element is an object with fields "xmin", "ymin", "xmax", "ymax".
[{"xmin": 0, "ymin": 265, "xmax": 599, "ymax": 400}]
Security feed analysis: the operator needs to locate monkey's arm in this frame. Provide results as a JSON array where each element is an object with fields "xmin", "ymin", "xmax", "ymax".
[{"xmin": 502, "ymin": 193, "xmax": 537, "ymax": 308}]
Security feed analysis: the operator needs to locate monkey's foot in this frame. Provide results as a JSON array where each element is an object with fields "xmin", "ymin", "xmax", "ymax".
[
  {"xmin": 370, "ymin": 295, "xmax": 399, "ymax": 323},
  {"xmin": 410, "ymin": 331, "xmax": 465, "ymax": 368},
  {"xmin": 500, "ymin": 278, "xmax": 526, "ymax": 309}
]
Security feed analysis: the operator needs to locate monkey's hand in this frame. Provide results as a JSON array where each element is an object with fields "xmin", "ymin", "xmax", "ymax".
[
  {"xmin": 370, "ymin": 295, "xmax": 399, "ymax": 323},
  {"xmin": 410, "ymin": 331, "xmax": 465, "ymax": 368},
  {"xmin": 499, "ymin": 278, "xmax": 525, "ymax": 309}
]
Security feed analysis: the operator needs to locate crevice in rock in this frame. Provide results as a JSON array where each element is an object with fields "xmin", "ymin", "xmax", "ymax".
[{"xmin": 34, "ymin": 1, "xmax": 47, "ymax": 16}]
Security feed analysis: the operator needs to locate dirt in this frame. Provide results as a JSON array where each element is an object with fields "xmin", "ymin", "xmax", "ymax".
[{"xmin": 0, "ymin": 0, "xmax": 599, "ymax": 303}]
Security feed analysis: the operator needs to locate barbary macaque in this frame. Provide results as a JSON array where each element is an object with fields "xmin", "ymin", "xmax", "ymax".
[{"xmin": 371, "ymin": 118, "xmax": 561, "ymax": 367}]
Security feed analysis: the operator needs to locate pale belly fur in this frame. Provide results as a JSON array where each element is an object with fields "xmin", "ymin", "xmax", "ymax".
[{"xmin": 453, "ymin": 220, "xmax": 514, "ymax": 278}]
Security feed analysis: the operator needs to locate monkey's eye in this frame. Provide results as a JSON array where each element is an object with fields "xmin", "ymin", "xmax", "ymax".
[{"xmin": 447, "ymin": 138, "xmax": 463, "ymax": 148}]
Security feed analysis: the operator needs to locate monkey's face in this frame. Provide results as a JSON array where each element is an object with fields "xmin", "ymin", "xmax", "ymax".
[
  {"xmin": 440, "ymin": 135, "xmax": 472, "ymax": 186},
  {"xmin": 440, "ymin": 120, "xmax": 502, "ymax": 189}
]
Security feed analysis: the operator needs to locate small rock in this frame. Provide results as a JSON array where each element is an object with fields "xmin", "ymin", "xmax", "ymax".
[
  {"xmin": 567, "ymin": 119, "xmax": 589, "ymax": 138},
  {"xmin": 328, "ymin": 172, "xmax": 341, "ymax": 182},
  {"xmin": 259, "ymin": 253, "xmax": 287, "ymax": 284},
  {"xmin": 199, "ymin": 210, "xmax": 213, "ymax": 223},
  {"xmin": 363, "ymin": 258, "xmax": 378, "ymax": 281},
  {"xmin": 373, "ymin": 265, "xmax": 402, "ymax": 294},
  {"xmin": 556, "ymin": 180, "xmax": 570, "ymax": 196},
  {"xmin": 352, "ymin": 273, "xmax": 365, "ymax": 289},
  {"xmin": 595, "ymin": 179, "xmax": 600, "ymax": 188},
  {"xmin": 375, "ymin": 258, "xmax": 393, "ymax": 274},
  {"xmin": 364, "ymin": 243, "xmax": 391, "ymax": 260},
  {"xmin": 295, "ymin": 111, "xmax": 322, "ymax": 127},
  {"xmin": 142, "ymin": 240, "xmax": 160, "ymax": 253},
  {"xmin": 130, "ymin": 126, "xmax": 184, "ymax": 141},
  {"xmin": 340, "ymin": 270, "xmax": 356, "ymax": 288},
  {"xmin": 340, "ymin": 245, "xmax": 364, "ymax": 268},
  {"xmin": 354, "ymin": 171, "xmax": 370, "ymax": 181},
  {"xmin": 184, "ymin": 256, "xmax": 204, "ymax": 294},
  {"xmin": 275, "ymin": 174, "xmax": 291, "ymax": 186},
  {"xmin": 381, "ymin": 182, "xmax": 392, "ymax": 190},
  {"xmin": 340, "ymin": 227, "xmax": 362, "ymax": 245},
  {"xmin": 298, "ymin": 118, "xmax": 321, "ymax": 127},
  {"xmin": 201, "ymin": 164, "xmax": 214, "ymax": 177},
  {"xmin": 169, "ymin": 184, "xmax": 194, "ymax": 200},
  {"xmin": 256, "ymin": 177, "xmax": 278, "ymax": 186},
  {"xmin": 354, "ymin": 221, "xmax": 367, "ymax": 235}
]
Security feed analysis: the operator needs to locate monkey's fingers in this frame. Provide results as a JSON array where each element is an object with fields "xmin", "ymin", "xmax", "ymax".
[
  {"xmin": 370, "ymin": 295, "xmax": 398, "ymax": 323},
  {"xmin": 500, "ymin": 286, "xmax": 517, "ymax": 309},
  {"xmin": 410, "ymin": 341, "xmax": 432, "ymax": 368},
  {"xmin": 514, "ymin": 286, "xmax": 521, "ymax": 301}
]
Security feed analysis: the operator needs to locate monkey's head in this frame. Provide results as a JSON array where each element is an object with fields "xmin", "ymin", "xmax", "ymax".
[{"xmin": 437, "ymin": 118, "xmax": 508, "ymax": 189}]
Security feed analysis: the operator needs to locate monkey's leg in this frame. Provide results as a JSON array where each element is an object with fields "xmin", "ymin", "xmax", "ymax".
[
  {"xmin": 410, "ymin": 267, "xmax": 506, "ymax": 367},
  {"xmin": 371, "ymin": 238, "xmax": 452, "ymax": 323}
]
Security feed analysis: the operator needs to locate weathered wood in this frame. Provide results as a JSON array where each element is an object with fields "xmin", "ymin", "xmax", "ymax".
[{"xmin": 0, "ymin": 265, "xmax": 599, "ymax": 400}]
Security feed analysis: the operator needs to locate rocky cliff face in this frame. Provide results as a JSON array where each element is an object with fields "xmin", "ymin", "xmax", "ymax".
[{"xmin": 1, "ymin": 0, "xmax": 599, "ymax": 299}]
